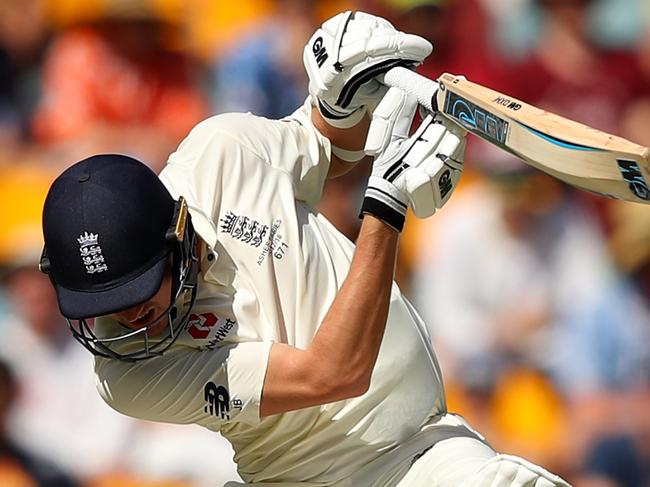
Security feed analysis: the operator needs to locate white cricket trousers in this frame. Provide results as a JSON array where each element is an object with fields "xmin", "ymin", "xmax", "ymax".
[
  {"xmin": 395, "ymin": 437, "xmax": 570, "ymax": 486},
  {"xmin": 224, "ymin": 414, "xmax": 571, "ymax": 487},
  {"xmin": 390, "ymin": 414, "xmax": 571, "ymax": 487}
]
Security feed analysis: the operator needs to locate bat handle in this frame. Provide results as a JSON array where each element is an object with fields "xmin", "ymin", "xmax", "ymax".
[{"xmin": 382, "ymin": 67, "xmax": 439, "ymax": 113}]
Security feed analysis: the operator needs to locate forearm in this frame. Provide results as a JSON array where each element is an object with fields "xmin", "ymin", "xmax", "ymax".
[
  {"xmin": 311, "ymin": 106, "xmax": 370, "ymax": 178},
  {"xmin": 309, "ymin": 214, "xmax": 398, "ymax": 390},
  {"xmin": 260, "ymin": 215, "xmax": 398, "ymax": 416}
]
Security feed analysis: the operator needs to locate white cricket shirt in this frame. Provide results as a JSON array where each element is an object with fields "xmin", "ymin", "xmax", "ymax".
[{"xmin": 95, "ymin": 100, "xmax": 446, "ymax": 486}]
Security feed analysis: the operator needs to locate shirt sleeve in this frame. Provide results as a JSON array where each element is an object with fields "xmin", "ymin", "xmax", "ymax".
[
  {"xmin": 162, "ymin": 98, "xmax": 332, "ymax": 208},
  {"xmin": 95, "ymin": 341, "xmax": 272, "ymax": 429}
]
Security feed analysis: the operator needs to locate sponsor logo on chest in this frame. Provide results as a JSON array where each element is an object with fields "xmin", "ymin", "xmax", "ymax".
[{"xmin": 186, "ymin": 312, "xmax": 237, "ymax": 349}]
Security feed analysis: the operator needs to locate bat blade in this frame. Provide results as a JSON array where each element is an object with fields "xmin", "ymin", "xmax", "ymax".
[{"xmin": 435, "ymin": 73, "xmax": 650, "ymax": 203}]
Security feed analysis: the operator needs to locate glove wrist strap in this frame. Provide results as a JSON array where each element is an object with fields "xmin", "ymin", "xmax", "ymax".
[
  {"xmin": 317, "ymin": 99, "xmax": 366, "ymax": 129},
  {"xmin": 361, "ymin": 176, "xmax": 407, "ymax": 232}
]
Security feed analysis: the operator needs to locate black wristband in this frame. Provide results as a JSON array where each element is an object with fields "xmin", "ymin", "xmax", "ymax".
[{"xmin": 360, "ymin": 196, "xmax": 405, "ymax": 232}]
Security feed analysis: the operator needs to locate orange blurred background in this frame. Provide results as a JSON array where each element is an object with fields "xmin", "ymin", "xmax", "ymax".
[{"xmin": 1, "ymin": 0, "xmax": 650, "ymax": 485}]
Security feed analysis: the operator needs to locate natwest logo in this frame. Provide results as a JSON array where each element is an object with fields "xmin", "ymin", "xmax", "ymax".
[{"xmin": 187, "ymin": 312, "xmax": 219, "ymax": 339}]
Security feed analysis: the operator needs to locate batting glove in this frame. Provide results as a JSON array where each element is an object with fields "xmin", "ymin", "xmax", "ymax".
[
  {"xmin": 303, "ymin": 11, "xmax": 432, "ymax": 128},
  {"xmin": 361, "ymin": 87, "xmax": 466, "ymax": 231}
]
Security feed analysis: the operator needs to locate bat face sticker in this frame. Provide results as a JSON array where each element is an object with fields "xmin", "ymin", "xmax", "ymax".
[{"xmin": 441, "ymin": 87, "xmax": 509, "ymax": 147}]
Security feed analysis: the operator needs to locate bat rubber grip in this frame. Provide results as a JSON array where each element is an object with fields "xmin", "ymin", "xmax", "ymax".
[{"xmin": 383, "ymin": 67, "xmax": 438, "ymax": 112}]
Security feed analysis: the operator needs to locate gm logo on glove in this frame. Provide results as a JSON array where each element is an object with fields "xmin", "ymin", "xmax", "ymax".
[{"xmin": 312, "ymin": 37, "xmax": 328, "ymax": 67}]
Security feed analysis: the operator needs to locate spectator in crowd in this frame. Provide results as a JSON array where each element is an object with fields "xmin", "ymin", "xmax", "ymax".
[
  {"xmin": 0, "ymin": 358, "xmax": 79, "ymax": 487},
  {"xmin": 0, "ymin": 164, "xmax": 139, "ymax": 480},
  {"xmin": 637, "ymin": 13, "xmax": 650, "ymax": 82},
  {"xmin": 412, "ymin": 160, "xmax": 613, "ymax": 380},
  {"xmin": 375, "ymin": 0, "xmax": 506, "ymax": 86},
  {"xmin": 410, "ymin": 157, "xmax": 613, "ymax": 473},
  {"xmin": 576, "ymin": 435, "xmax": 649, "ymax": 487},
  {"xmin": 211, "ymin": 0, "xmax": 314, "ymax": 118},
  {"xmin": 551, "ymin": 92, "xmax": 650, "ymax": 484},
  {"xmin": 551, "ymin": 200, "xmax": 650, "ymax": 486},
  {"xmin": 0, "ymin": 0, "xmax": 49, "ymax": 140},
  {"xmin": 552, "ymin": 200, "xmax": 650, "ymax": 402},
  {"xmin": 507, "ymin": 0, "xmax": 648, "ymax": 135},
  {"xmin": 31, "ymin": 0, "xmax": 209, "ymax": 171}
]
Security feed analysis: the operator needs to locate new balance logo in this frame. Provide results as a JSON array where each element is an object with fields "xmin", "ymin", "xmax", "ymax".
[
  {"xmin": 204, "ymin": 382, "xmax": 230, "ymax": 420},
  {"xmin": 312, "ymin": 36, "xmax": 328, "ymax": 68}
]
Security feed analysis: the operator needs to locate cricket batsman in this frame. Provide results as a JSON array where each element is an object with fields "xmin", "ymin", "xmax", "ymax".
[{"xmin": 40, "ymin": 11, "xmax": 570, "ymax": 487}]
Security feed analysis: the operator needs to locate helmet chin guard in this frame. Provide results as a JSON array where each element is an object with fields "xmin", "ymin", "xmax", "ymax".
[{"xmin": 50, "ymin": 197, "xmax": 199, "ymax": 362}]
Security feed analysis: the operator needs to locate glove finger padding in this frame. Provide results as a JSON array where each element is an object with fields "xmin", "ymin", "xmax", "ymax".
[
  {"xmin": 365, "ymin": 86, "xmax": 418, "ymax": 156},
  {"xmin": 412, "ymin": 122, "xmax": 465, "ymax": 218},
  {"xmin": 403, "ymin": 121, "xmax": 459, "ymax": 218}
]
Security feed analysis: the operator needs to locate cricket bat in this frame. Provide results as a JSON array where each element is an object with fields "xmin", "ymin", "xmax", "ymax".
[{"xmin": 383, "ymin": 67, "xmax": 650, "ymax": 204}]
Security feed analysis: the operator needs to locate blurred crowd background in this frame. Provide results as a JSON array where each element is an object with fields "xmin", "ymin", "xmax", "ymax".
[{"xmin": 1, "ymin": 0, "xmax": 650, "ymax": 485}]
